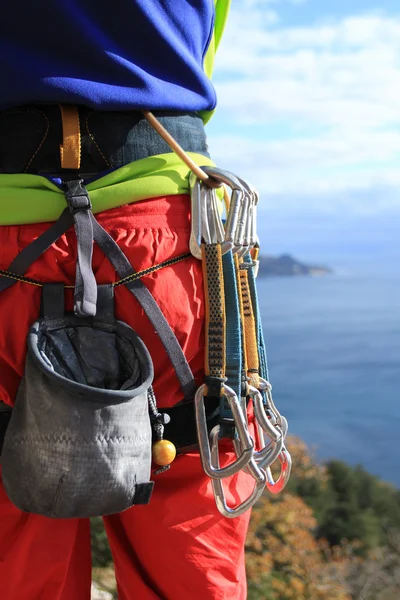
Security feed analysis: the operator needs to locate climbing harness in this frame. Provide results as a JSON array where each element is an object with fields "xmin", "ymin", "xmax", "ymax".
[
  {"xmin": 0, "ymin": 108, "xmax": 291, "ymax": 520},
  {"xmin": 0, "ymin": 178, "xmax": 196, "ymax": 518}
]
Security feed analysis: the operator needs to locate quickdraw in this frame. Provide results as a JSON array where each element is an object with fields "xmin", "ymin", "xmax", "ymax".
[{"xmin": 190, "ymin": 165, "xmax": 292, "ymax": 517}]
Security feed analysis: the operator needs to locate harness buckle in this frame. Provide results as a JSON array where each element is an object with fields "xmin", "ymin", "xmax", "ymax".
[{"xmin": 64, "ymin": 180, "xmax": 92, "ymax": 213}]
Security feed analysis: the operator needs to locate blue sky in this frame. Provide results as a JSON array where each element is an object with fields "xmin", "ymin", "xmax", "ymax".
[{"xmin": 207, "ymin": 0, "xmax": 400, "ymax": 264}]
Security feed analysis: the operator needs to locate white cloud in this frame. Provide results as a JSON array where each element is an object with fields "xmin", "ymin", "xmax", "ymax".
[
  {"xmin": 209, "ymin": 8, "xmax": 400, "ymax": 212},
  {"xmin": 211, "ymin": 129, "xmax": 399, "ymax": 170},
  {"xmin": 216, "ymin": 13, "xmax": 400, "ymax": 130}
]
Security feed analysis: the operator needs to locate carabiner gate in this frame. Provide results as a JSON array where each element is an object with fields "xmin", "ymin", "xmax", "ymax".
[
  {"xmin": 189, "ymin": 172, "xmax": 202, "ymax": 259},
  {"xmin": 201, "ymin": 166, "xmax": 246, "ymax": 253}
]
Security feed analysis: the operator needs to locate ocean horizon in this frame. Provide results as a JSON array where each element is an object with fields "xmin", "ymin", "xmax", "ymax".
[{"xmin": 258, "ymin": 256, "xmax": 400, "ymax": 487}]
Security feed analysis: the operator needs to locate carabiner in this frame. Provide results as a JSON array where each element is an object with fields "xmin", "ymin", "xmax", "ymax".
[
  {"xmin": 235, "ymin": 187, "xmax": 251, "ymax": 256},
  {"xmin": 200, "ymin": 181, "xmax": 212, "ymax": 246},
  {"xmin": 249, "ymin": 386, "xmax": 285, "ymax": 469},
  {"xmin": 249, "ymin": 188, "xmax": 259, "ymax": 253},
  {"xmin": 201, "ymin": 166, "xmax": 245, "ymax": 251},
  {"xmin": 210, "ymin": 425, "xmax": 266, "ymax": 518},
  {"xmin": 250, "ymin": 386, "xmax": 281, "ymax": 443},
  {"xmin": 258, "ymin": 378, "xmax": 284, "ymax": 428},
  {"xmin": 232, "ymin": 385, "xmax": 285, "ymax": 470},
  {"xmin": 190, "ymin": 172, "xmax": 233, "ymax": 256},
  {"xmin": 195, "ymin": 383, "xmax": 254, "ymax": 479},
  {"xmin": 236, "ymin": 178, "xmax": 256, "ymax": 258},
  {"xmin": 254, "ymin": 379, "xmax": 291, "ymax": 472},
  {"xmin": 265, "ymin": 446, "xmax": 292, "ymax": 494},
  {"xmin": 204, "ymin": 185, "xmax": 223, "ymax": 242},
  {"xmin": 189, "ymin": 172, "xmax": 202, "ymax": 259},
  {"xmin": 202, "ymin": 184, "xmax": 233, "ymax": 254}
]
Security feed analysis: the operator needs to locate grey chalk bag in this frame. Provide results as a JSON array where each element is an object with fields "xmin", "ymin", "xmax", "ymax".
[{"xmin": 1, "ymin": 283, "xmax": 154, "ymax": 518}]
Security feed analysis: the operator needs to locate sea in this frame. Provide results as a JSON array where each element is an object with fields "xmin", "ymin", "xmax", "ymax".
[{"xmin": 257, "ymin": 258, "xmax": 400, "ymax": 487}]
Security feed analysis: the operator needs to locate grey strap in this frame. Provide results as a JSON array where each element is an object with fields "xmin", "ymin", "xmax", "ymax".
[
  {"xmin": 0, "ymin": 208, "xmax": 74, "ymax": 293},
  {"xmin": 64, "ymin": 181, "xmax": 97, "ymax": 317},
  {"xmin": 41, "ymin": 283, "xmax": 65, "ymax": 319},
  {"xmin": 95, "ymin": 284, "xmax": 115, "ymax": 327},
  {"xmin": 90, "ymin": 214, "xmax": 197, "ymax": 400}
]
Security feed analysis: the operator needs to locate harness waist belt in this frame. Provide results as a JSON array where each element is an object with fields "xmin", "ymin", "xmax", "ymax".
[
  {"xmin": 0, "ymin": 399, "xmax": 219, "ymax": 455},
  {"xmin": 0, "ymin": 105, "xmax": 209, "ymax": 176}
]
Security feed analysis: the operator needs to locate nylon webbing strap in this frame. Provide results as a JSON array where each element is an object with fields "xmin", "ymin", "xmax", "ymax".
[
  {"xmin": 222, "ymin": 252, "xmax": 242, "ymax": 403},
  {"xmin": 202, "ymin": 243, "xmax": 226, "ymax": 398},
  {"xmin": 244, "ymin": 252, "xmax": 269, "ymax": 383},
  {"xmin": 237, "ymin": 256, "xmax": 260, "ymax": 389},
  {"xmin": 202, "ymin": 242, "xmax": 238, "ymax": 438},
  {"xmin": 234, "ymin": 253, "xmax": 249, "ymax": 392},
  {"xmin": 90, "ymin": 214, "xmax": 197, "ymax": 400},
  {"xmin": 59, "ymin": 104, "xmax": 81, "ymax": 170},
  {"xmin": 0, "ymin": 208, "xmax": 74, "ymax": 293},
  {"xmin": 95, "ymin": 284, "xmax": 115, "ymax": 327},
  {"xmin": 64, "ymin": 180, "xmax": 97, "ymax": 317},
  {"xmin": 41, "ymin": 283, "xmax": 65, "ymax": 319}
]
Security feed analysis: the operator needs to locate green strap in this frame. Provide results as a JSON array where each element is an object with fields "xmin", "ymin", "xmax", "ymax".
[{"xmin": 0, "ymin": 153, "xmax": 219, "ymax": 226}]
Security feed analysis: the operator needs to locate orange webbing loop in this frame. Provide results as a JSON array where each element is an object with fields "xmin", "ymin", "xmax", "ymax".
[
  {"xmin": 236, "ymin": 257, "xmax": 260, "ymax": 389},
  {"xmin": 59, "ymin": 105, "xmax": 81, "ymax": 170},
  {"xmin": 234, "ymin": 253, "xmax": 248, "ymax": 374},
  {"xmin": 251, "ymin": 246, "xmax": 259, "ymax": 261}
]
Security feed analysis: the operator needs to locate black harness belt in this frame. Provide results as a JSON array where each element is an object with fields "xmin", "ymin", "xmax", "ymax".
[{"xmin": 0, "ymin": 398, "xmax": 221, "ymax": 457}]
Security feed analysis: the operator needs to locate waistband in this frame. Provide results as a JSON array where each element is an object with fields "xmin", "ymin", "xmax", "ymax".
[
  {"xmin": 0, "ymin": 105, "xmax": 209, "ymax": 177},
  {"xmin": 0, "ymin": 151, "xmax": 220, "ymax": 226},
  {"xmin": 5, "ymin": 194, "xmax": 194, "ymax": 234},
  {"xmin": 0, "ymin": 104, "xmax": 218, "ymax": 226}
]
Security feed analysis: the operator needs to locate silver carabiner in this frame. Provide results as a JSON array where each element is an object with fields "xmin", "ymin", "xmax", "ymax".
[
  {"xmin": 236, "ymin": 178, "xmax": 256, "ymax": 258},
  {"xmin": 235, "ymin": 188, "xmax": 251, "ymax": 255},
  {"xmin": 249, "ymin": 386, "xmax": 285, "ymax": 469},
  {"xmin": 259, "ymin": 378, "xmax": 284, "ymax": 428},
  {"xmin": 254, "ymin": 380, "xmax": 292, "ymax": 492},
  {"xmin": 205, "ymin": 186, "xmax": 224, "ymax": 244},
  {"xmin": 210, "ymin": 425, "xmax": 266, "ymax": 518},
  {"xmin": 190, "ymin": 172, "xmax": 233, "ymax": 256},
  {"xmin": 250, "ymin": 386, "xmax": 281, "ymax": 443},
  {"xmin": 255, "ymin": 412, "xmax": 289, "ymax": 471},
  {"xmin": 200, "ymin": 181, "xmax": 212, "ymax": 246},
  {"xmin": 195, "ymin": 383, "xmax": 254, "ymax": 479},
  {"xmin": 202, "ymin": 184, "xmax": 233, "ymax": 254},
  {"xmin": 266, "ymin": 446, "xmax": 292, "ymax": 494},
  {"xmin": 189, "ymin": 172, "xmax": 202, "ymax": 259},
  {"xmin": 201, "ymin": 166, "xmax": 245, "ymax": 252},
  {"xmin": 249, "ymin": 188, "xmax": 259, "ymax": 253},
  {"xmin": 231, "ymin": 393, "xmax": 284, "ymax": 472}
]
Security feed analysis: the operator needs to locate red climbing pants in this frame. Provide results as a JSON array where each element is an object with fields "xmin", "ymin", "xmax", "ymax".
[{"xmin": 0, "ymin": 195, "xmax": 253, "ymax": 600}]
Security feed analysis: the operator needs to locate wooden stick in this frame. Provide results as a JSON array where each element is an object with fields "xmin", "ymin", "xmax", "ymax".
[{"xmin": 142, "ymin": 110, "xmax": 220, "ymax": 188}]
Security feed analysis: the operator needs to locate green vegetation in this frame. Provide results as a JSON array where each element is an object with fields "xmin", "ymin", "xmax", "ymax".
[
  {"xmin": 91, "ymin": 437, "xmax": 400, "ymax": 599},
  {"xmin": 247, "ymin": 438, "xmax": 400, "ymax": 599},
  {"xmin": 288, "ymin": 447, "xmax": 400, "ymax": 553}
]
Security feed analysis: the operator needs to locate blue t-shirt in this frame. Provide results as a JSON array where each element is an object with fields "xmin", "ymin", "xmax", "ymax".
[{"xmin": 0, "ymin": 1, "xmax": 228, "ymax": 112}]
